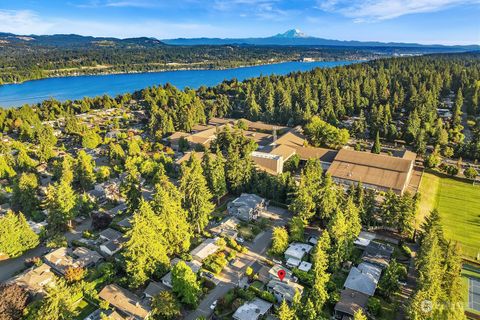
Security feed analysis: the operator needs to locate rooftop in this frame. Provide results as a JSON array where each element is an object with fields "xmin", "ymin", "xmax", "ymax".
[
  {"xmin": 232, "ymin": 298, "xmax": 273, "ymax": 320},
  {"xmin": 190, "ymin": 238, "xmax": 219, "ymax": 261},
  {"xmin": 334, "ymin": 288, "xmax": 369, "ymax": 317},
  {"xmin": 327, "ymin": 149, "xmax": 415, "ymax": 193},
  {"xmin": 99, "ymin": 284, "xmax": 150, "ymax": 319}
]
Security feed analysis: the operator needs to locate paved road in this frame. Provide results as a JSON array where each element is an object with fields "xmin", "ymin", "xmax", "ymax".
[
  {"xmin": 185, "ymin": 207, "xmax": 291, "ymax": 320},
  {"xmin": 0, "ymin": 218, "xmax": 92, "ymax": 282}
]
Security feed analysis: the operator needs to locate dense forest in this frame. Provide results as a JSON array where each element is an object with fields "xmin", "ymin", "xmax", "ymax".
[
  {"xmin": 0, "ymin": 41, "xmax": 374, "ymax": 84},
  {"xmin": 1, "ymin": 53, "xmax": 479, "ymax": 160}
]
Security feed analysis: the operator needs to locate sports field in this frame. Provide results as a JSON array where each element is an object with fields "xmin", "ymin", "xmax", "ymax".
[{"xmin": 417, "ymin": 171, "xmax": 480, "ymax": 259}]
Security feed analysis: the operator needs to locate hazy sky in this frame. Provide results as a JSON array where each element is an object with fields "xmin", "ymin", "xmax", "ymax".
[{"xmin": 0, "ymin": 0, "xmax": 479, "ymax": 45}]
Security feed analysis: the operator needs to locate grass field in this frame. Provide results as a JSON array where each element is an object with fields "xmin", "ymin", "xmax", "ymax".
[{"xmin": 417, "ymin": 171, "xmax": 480, "ymax": 259}]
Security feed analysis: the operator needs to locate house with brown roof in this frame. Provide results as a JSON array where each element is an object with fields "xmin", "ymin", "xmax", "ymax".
[
  {"xmin": 99, "ymin": 284, "xmax": 151, "ymax": 320},
  {"xmin": 9, "ymin": 264, "xmax": 55, "ymax": 297},
  {"xmin": 327, "ymin": 149, "xmax": 415, "ymax": 195},
  {"xmin": 334, "ymin": 288, "xmax": 369, "ymax": 319}
]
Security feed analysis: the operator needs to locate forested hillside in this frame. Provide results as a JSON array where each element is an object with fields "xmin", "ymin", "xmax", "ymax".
[
  {"xmin": 1, "ymin": 53, "xmax": 479, "ymax": 160},
  {"xmin": 0, "ymin": 41, "xmax": 373, "ymax": 84}
]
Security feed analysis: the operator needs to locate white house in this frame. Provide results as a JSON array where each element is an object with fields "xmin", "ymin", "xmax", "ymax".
[{"xmin": 284, "ymin": 242, "xmax": 313, "ymax": 261}]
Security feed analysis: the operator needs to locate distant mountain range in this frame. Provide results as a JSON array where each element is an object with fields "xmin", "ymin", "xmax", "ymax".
[
  {"xmin": 0, "ymin": 29, "xmax": 478, "ymax": 51},
  {"xmin": 0, "ymin": 32, "xmax": 164, "ymax": 48},
  {"xmin": 162, "ymin": 29, "xmax": 480, "ymax": 50}
]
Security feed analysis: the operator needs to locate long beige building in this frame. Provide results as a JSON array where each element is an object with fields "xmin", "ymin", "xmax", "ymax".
[{"xmin": 167, "ymin": 118, "xmax": 418, "ymax": 195}]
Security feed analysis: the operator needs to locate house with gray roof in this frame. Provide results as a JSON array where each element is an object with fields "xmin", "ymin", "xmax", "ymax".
[
  {"xmin": 227, "ymin": 193, "xmax": 266, "ymax": 221},
  {"xmin": 343, "ymin": 262, "xmax": 382, "ymax": 296},
  {"xmin": 266, "ymin": 280, "xmax": 303, "ymax": 303},
  {"xmin": 233, "ymin": 298, "xmax": 273, "ymax": 320}
]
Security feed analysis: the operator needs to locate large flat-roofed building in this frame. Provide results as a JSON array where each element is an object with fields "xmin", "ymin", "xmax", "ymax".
[
  {"xmin": 327, "ymin": 149, "xmax": 415, "ymax": 195},
  {"xmin": 251, "ymin": 151, "xmax": 284, "ymax": 175}
]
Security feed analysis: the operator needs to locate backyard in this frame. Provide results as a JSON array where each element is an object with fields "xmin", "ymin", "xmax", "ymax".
[{"xmin": 417, "ymin": 171, "xmax": 480, "ymax": 259}]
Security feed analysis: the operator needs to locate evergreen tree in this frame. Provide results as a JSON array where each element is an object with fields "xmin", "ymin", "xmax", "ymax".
[
  {"xmin": 0, "ymin": 211, "xmax": 39, "ymax": 258},
  {"xmin": 202, "ymin": 150, "xmax": 227, "ymax": 204},
  {"xmin": 288, "ymin": 216, "xmax": 305, "ymax": 242},
  {"xmin": 271, "ymin": 227, "xmax": 289, "ymax": 255},
  {"xmin": 310, "ymin": 231, "xmax": 330, "ymax": 312},
  {"xmin": 277, "ymin": 300, "xmax": 295, "ymax": 320},
  {"xmin": 36, "ymin": 125, "xmax": 57, "ymax": 162},
  {"xmin": 289, "ymin": 159, "xmax": 322, "ymax": 222},
  {"xmin": 151, "ymin": 178, "xmax": 191, "ymax": 255},
  {"xmin": 372, "ymin": 131, "xmax": 381, "ymax": 154},
  {"xmin": 171, "ymin": 261, "xmax": 201, "ymax": 308},
  {"xmin": 179, "ymin": 154, "xmax": 214, "ymax": 234},
  {"xmin": 74, "ymin": 150, "xmax": 96, "ymax": 191},
  {"xmin": 34, "ymin": 279, "xmax": 78, "ymax": 320},
  {"xmin": 46, "ymin": 177, "xmax": 77, "ymax": 231},
  {"xmin": 123, "ymin": 200, "xmax": 169, "ymax": 288},
  {"xmin": 122, "ymin": 167, "xmax": 142, "ymax": 214},
  {"xmin": 317, "ymin": 174, "xmax": 340, "ymax": 220},
  {"xmin": 11, "ymin": 172, "xmax": 39, "ymax": 217}
]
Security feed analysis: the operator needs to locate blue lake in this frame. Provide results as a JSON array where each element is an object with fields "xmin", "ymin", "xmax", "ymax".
[{"xmin": 0, "ymin": 60, "xmax": 358, "ymax": 107}]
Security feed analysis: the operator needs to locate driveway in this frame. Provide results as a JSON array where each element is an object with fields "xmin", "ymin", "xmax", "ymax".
[
  {"xmin": 0, "ymin": 218, "xmax": 92, "ymax": 282},
  {"xmin": 185, "ymin": 206, "xmax": 291, "ymax": 320}
]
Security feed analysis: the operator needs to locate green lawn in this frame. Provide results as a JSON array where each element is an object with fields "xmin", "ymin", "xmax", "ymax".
[{"xmin": 418, "ymin": 171, "xmax": 480, "ymax": 259}]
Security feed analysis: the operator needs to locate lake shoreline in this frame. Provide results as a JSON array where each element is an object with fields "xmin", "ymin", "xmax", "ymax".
[
  {"xmin": 0, "ymin": 58, "xmax": 362, "ymax": 86},
  {"xmin": 0, "ymin": 60, "xmax": 361, "ymax": 107}
]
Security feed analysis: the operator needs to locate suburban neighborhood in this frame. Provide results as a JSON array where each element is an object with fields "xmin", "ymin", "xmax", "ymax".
[{"xmin": 1, "ymin": 50, "xmax": 479, "ymax": 320}]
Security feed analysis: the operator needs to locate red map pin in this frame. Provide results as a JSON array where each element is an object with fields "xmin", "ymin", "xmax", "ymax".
[{"xmin": 277, "ymin": 269, "xmax": 286, "ymax": 281}]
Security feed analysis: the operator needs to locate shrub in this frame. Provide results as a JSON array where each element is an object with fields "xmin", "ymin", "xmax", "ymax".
[
  {"xmin": 46, "ymin": 234, "xmax": 67, "ymax": 248},
  {"xmin": 439, "ymin": 163, "xmax": 459, "ymax": 176},
  {"xmin": 292, "ymin": 268, "xmax": 314, "ymax": 287},
  {"xmin": 464, "ymin": 166, "xmax": 479, "ymax": 180},
  {"xmin": 203, "ymin": 252, "xmax": 228, "ymax": 274},
  {"xmin": 368, "ymin": 297, "xmax": 382, "ymax": 316}
]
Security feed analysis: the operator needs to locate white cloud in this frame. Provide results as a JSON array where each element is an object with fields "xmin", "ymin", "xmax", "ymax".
[
  {"xmin": 0, "ymin": 10, "xmax": 54, "ymax": 34},
  {"xmin": 317, "ymin": 0, "xmax": 480, "ymax": 21},
  {"xmin": 212, "ymin": 0, "xmax": 295, "ymax": 20},
  {"xmin": 0, "ymin": 9, "xmax": 219, "ymax": 38}
]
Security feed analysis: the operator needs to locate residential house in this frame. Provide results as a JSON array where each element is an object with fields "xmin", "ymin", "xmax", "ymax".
[
  {"xmin": 9, "ymin": 264, "xmax": 55, "ymax": 297},
  {"xmin": 268, "ymin": 264, "xmax": 294, "ymax": 282},
  {"xmin": 343, "ymin": 262, "xmax": 382, "ymax": 296},
  {"xmin": 232, "ymin": 298, "xmax": 273, "ymax": 320},
  {"xmin": 362, "ymin": 241, "xmax": 394, "ymax": 269},
  {"xmin": 44, "ymin": 247, "xmax": 101, "ymax": 275},
  {"xmin": 100, "ymin": 238, "xmax": 125, "ymax": 256},
  {"xmin": 227, "ymin": 193, "xmax": 266, "ymax": 221},
  {"xmin": 267, "ymin": 280, "xmax": 304, "ymax": 303},
  {"xmin": 99, "ymin": 228, "xmax": 123, "ymax": 242},
  {"xmin": 298, "ymin": 261, "xmax": 312, "ymax": 272},
  {"xmin": 143, "ymin": 281, "xmax": 166, "ymax": 300},
  {"xmin": 190, "ymin": 238, "xmax": 219, "ymax": 262},
  {"xmin": 98, "ymin": 284, "xmax": 151, "ymax": 320},
  {"xmin": 72, "ymin": 247, "xmax": 103, "ymax": 268},
  {"xmin": 334, "ymin": 288, "xmax": 369, "ymax": 319},
  {"xmin": 354, "ymin": 231, "xmax": 377, "ymax": 248},
  {"xmin": 210, "ymin": 216, "xmax": 240, "ymax": 239},
  {"xmin": 284, "ymin": 242, "xmax": 313, "ymax": 261}
]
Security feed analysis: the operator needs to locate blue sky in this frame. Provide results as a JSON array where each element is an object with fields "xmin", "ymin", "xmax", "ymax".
[{"xmin": 0, "ymin": 0, "xmax": 479, "ymax": 45}]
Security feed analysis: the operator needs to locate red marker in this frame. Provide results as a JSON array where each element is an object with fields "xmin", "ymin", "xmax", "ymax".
[{"xmin": 277, "ymin": 269, "xmax": 286, "ymax": 281}]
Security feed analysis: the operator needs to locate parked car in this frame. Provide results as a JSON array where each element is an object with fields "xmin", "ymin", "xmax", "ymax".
[
  {"xmin": 210, "ymin": 300, "xmax": 218, "ymax": 310},
  {"xmin": 273, "ymin": 258, "xmax": 282, "ymax": 265},
  {"xmin": 205, "ymin": 272, "xmax": 215, "ymax": 279},
  {"xmin": 236, "ymin": 237, "xmax": 245, "ymax": 244},
  {"xmin": 230, "ymin": 259, "xmax": 238, "ymax": 266}
]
